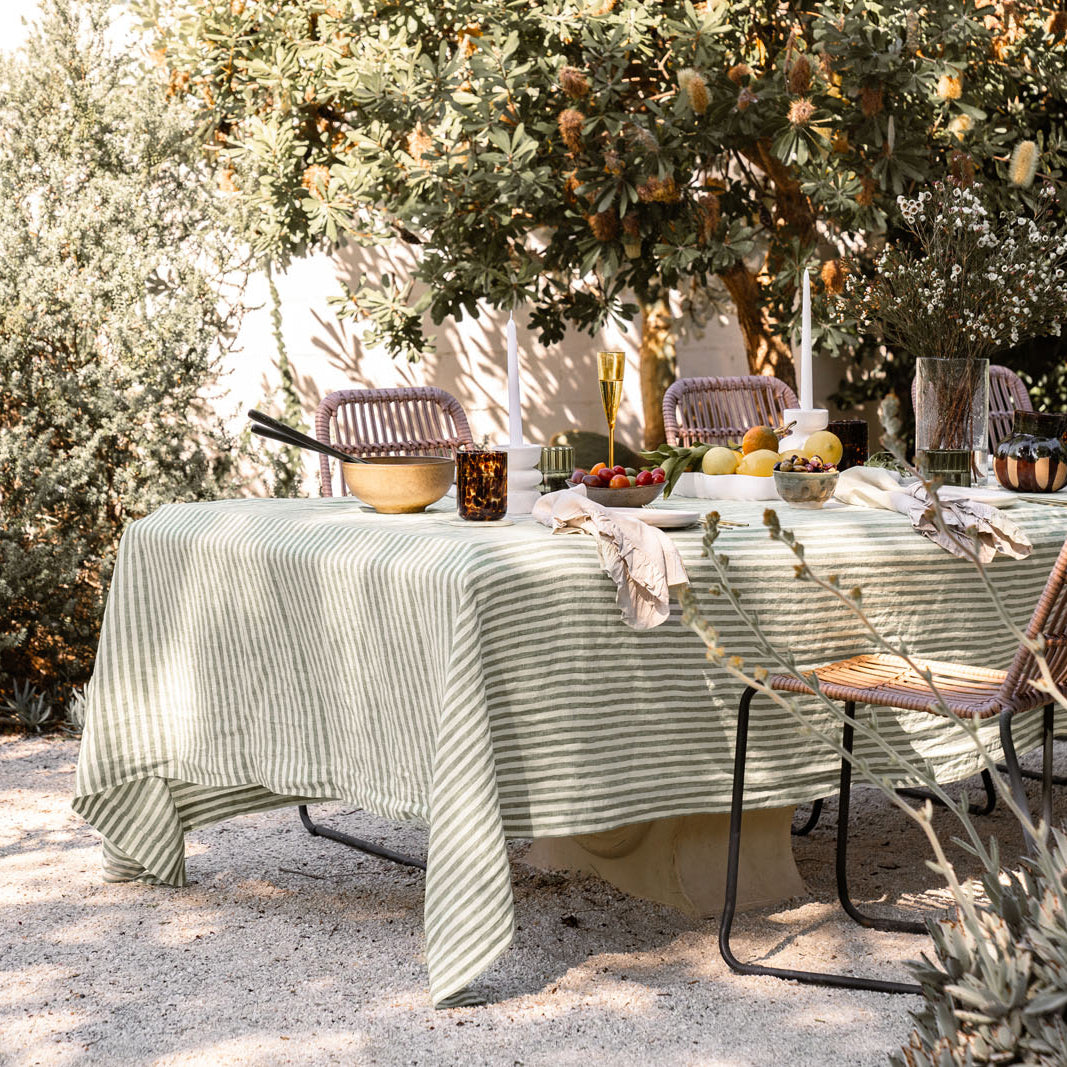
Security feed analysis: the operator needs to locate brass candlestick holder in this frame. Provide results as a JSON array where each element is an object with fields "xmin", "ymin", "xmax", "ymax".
[{"xmin": 597, "ymin": 350, "xmax": 625, "ymax": 470}]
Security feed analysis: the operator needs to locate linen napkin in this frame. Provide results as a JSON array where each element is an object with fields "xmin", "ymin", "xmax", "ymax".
[
  {"xmin": 834, "ymin": 466, "xmax": 1032, "ymax": 563},
  {"xmin": 532, "ymin": 485, "xmax": 689, "ymax": 629}
]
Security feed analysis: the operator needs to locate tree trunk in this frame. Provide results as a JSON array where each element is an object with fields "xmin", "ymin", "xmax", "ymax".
[
  {"xmin": 638, "ymin": 295, "xmax": 677, "ymax": 448},
  {"xmin": 719, "ymin": 263, "xmax": 797, "ymax": 391}
]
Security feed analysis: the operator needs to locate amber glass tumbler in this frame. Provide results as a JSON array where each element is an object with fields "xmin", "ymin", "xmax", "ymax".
[
  {"xmin": 457, "ymin": 448, "xmax": 508, "ymax": 520},
  {"xmin": 827, "ymin": 418, "xmax": 869, "ymax": 471}
]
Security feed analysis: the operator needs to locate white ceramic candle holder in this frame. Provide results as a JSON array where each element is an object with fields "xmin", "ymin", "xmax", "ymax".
[
  {"xmin": 496, "ymin": 443, "xmax": 543, "ymax": 515},
  {"xmin": 778, "ymin": 408, "xmax": 829, "ymax": 456}
]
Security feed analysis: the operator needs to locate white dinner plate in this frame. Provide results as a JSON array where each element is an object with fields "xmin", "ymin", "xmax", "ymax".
[{"xmin": 605, "ymin": 508, "xmax": 702, "ymax": 529}]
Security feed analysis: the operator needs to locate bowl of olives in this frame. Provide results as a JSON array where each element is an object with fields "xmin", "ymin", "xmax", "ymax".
[{"xmin": 772, "ymin": 454, "xmax": 839, "ymax": 509}]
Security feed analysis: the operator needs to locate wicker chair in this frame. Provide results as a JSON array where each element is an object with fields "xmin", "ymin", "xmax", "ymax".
[
  {"xmin": 910, "ymin": 364, "xmax": 1033, "ymax": 454},
  {"xmin": 720, "ymin": 534, "xmax": 1065, "ymax": 996},
  {"xmin": 315, "ymin": 386, "xmax": 474, "ymax": 496},
  {"xmin": 662, "ymin": 376, "xmax": 799, "ymax": 447},
  {"xmin": 298, "ymin": 386, "xmax": 473, "ymax": 869}
]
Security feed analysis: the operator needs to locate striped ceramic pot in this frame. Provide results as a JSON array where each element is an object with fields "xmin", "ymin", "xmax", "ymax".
[{"xmin": 993, "ymin": 411, "xmax": 1067, "ymax": 493}]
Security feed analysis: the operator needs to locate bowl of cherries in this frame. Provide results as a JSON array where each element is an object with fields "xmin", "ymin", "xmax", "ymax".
[{"xmin": 567, "ymin": 462, "xmax": 666, "ymax": 507}]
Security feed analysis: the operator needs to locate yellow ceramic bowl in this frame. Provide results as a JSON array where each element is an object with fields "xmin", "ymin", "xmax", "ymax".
[{"xmin": 342, "ymin": 456, "xmax": 454, "ymax": 514}]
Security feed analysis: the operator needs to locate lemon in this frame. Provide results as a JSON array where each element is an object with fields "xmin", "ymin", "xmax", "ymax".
[
  {"xmin": 801, "ymin": 430, "xmax": 843, "ymax": 466},
  {"xmin": 701, "ymin": 446, "xmax": 740, "ymax": 475},
  {"xmin": 736, "ymin": 448, "xmax": 779, "ymax": 477}
]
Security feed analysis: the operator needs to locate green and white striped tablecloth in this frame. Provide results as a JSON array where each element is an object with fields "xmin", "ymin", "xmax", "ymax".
[{"xmin": 73, "ymin": 495, "xmax": 1067, "ymax": 1004}]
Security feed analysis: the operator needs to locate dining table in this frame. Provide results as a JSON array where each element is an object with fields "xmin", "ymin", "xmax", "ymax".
[{"xmin": 72, "ymin": 489, "xmax": 1067, "ymax": 1007}]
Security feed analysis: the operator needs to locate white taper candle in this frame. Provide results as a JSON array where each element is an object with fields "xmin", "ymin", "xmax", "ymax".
[
  {"xmin": 507, "ymin": 312, "xmax": 522, "ymax": 446},
  {"xmin": 800, "ymin": 270, "xmax": 813, "ymax": 410}
]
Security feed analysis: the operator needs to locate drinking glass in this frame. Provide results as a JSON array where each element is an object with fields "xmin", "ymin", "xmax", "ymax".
[
  {"xmin": 457, "ymin": 448, "xmax": 508, "ymax": 520},
  {"xmin": 597, "ymin": 351, "xmax": 625, "ymax": 470},
  {"xmin": 826, "ymin": 418, "xmax": 869, "ymax": 471}
]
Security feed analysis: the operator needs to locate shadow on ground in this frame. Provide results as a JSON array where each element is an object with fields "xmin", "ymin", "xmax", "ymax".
[{"xmin": 2, "ymin": 735, "xmax": 1061, "ymax": 1066}]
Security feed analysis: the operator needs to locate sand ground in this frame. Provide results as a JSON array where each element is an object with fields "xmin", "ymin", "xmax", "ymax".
[{"xmin": 3, "ymin": 734, "xmax": 1061, "ymax": 1067}]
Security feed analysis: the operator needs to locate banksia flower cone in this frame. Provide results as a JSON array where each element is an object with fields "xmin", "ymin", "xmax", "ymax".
[
  {"xmin": 727, "ymin": 63, "xmax": 751, "ymax": 85},
  {"xmin": 695, "ymin": 193, "xmax": 721, "ymax": 245},
  {"xmin": 587, "ymin": 209, "xmax": 618, "ymax": 241},
  {"xmin": 636, "ymin": 176, "xmax": 680, "ymax": 203},
  {"xmin": 950, "ymin": 149, "xmax": 976, "ymax": 186},
  {"xmin": 559, "ymin": 66, "xmax": 589, "ymax": 99},
  {"xmin": 788, "ymin": 55, "xmax": 811, "ymax": 95},
  {"xmin": 1010, "ymin": 140, "xmax": 1040, "ymax": 188},
  {"xmin": 788, "ymin": 98, "xmax": 815, "ymax": 126},
  {"xmin": 301, "ymin": 164, "xmax": 331, "ymax": 199},
  {"xmin": 678, "ymin": 68, "xmax": 709, "ymax": 115},
  {"xmin": 948, "ymin": 114, "xmax": 972, "ymax": 141},
  {"xmin": 937, "ymin": 74, "xmax": 962, "ymax": 100},
  {"xmin": 407, "ymin": 125, "xmax": 432, "ymax": 163},
  {"xmin": 905, "ymin": 11, "xmax": 920, "ymax": 54},
  {"xmin": 1048, "ymin": 11, "xmax": 1067, "ymax": 39},
  {"xmin": 558, "ymin": 109, "xmax": 584, "ymax": 152},
  {"xmin": 860, "ymin": 86, "xmax": 883, "ymax": 118},
  {"xmin": 626, "ymin": 123, "xmax": 659, "ymax": 154},
  {"xmin": 820, "ymin": 259, "xmax": 847, "ymax": 295},
  {"xmin": 737, "ymin": 87, "xmax": 757, "ymax": 112}
]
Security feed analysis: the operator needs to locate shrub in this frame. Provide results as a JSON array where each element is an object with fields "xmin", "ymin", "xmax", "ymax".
[
  {"xmin": 894, "ymin": 834, "xmax": 1067, "ymax": 1066},
  {"xmin": 0, "ymin": 0, "xmax": 247, "ymax": 692}
]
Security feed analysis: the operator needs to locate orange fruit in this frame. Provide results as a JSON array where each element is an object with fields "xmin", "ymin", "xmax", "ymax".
[
  {"xmin": 741, "ymin": 425, "xmax": 779, "ymax": 455},
  {"xmin": 590, "ymin": 462, "xmax": 607, "ymax": 474}
]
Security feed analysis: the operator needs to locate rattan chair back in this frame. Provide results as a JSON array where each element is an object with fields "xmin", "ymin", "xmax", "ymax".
[
  {"xmin": 315, "ymin": 387, "xmax": 474, "ymax": 496},
  {"xmin": 662, "ymin": 376, "xmax": 799, "ymax": 447},
  {"xmin": 998, "ymin": 533, "xmax": 1067, "ymax": 712},
  {"xmin": 909, "ymin": 364, "xmax": 1032, "ymax": 453}
]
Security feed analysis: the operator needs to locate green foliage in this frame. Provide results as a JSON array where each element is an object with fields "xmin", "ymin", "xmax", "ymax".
[
  {"xmin": 265, "ymin": 268, "xmax": 307, "ymax": 496},
  {"xmin": 894, "ymin": 834, "xmax": 1067, "ymax": 1067},
  {"xmin": 139, "ymin": 0, "xmax": 1067, "ymax": 387},
  {"xmin": 63, "ymin": 686, "xmax": 87, "ymax": 737},
  {"xmin": 0, "ymin": 0, "xmax": 247, "ymax": 689},
  {"xmin": 2, "ymin": 681, "xmax": 53, "ymax": 734}
]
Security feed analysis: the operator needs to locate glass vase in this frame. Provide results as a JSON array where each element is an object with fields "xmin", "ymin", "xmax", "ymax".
[{"xmin": 914, "ymin": 357, "xmax": 989, "ymax": 480}]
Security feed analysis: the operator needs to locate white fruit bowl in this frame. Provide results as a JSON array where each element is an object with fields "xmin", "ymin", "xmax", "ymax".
[{"xmin": 674, "ymin": 472, "xmax": 780, "ymax": 501}]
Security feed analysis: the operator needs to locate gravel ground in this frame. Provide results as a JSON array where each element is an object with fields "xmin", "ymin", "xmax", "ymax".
[{"xmin": 2, "ymin": 734, "xmax": 1062, "ymax": 1067}]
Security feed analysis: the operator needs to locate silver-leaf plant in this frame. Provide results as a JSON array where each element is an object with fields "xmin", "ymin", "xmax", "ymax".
[{"xmin": 679, "ymin": 396, "xmax": 1067, "ymax": 1065}]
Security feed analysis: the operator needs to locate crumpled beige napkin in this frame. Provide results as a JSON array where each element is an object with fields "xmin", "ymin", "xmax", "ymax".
[
  {"xmin": 834, "ymin": 466, "xmax": 1032, "ymax": 563},
  {"xmin": 532, "ymin": 485, "xmax": 689, "ymax": 629}
]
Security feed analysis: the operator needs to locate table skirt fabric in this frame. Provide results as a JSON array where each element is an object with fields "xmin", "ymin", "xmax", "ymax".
[{"xmin": 73, "ymin": 497, "xmax": 1067, "ymax": 1004}]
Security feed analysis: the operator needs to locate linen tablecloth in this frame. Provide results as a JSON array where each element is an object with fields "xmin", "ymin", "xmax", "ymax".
[{"xmin": 73, "ymin": 496, "xmax": 1066, "ymax": 1004}]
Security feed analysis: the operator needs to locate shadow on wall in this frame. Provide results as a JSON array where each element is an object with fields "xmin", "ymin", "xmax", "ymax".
[{"xmin": 272, "ymin": 242, "xmax": 747, "ymax": 440}]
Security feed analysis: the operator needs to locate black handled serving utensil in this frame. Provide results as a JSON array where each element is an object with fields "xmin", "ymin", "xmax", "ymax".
[{"xmin": 247, "ymin": 410, "xmax": 366, "ymax": 465}]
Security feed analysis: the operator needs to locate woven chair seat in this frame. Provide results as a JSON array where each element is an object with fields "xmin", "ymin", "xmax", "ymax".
[{"xmin": 768, "ymin": 653, "xmax": 1031, "ymax": 719}]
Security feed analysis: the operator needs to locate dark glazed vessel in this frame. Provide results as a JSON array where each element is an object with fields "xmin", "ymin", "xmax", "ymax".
[{"xmin": 993, "ymin": 411, "xmax": 1067, "ymax": 493}]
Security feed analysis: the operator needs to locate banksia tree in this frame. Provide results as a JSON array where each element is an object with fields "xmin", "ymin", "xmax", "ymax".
[{"xmin": 139, "ymin": 0, "xmax": 1067, "ymax": 444}]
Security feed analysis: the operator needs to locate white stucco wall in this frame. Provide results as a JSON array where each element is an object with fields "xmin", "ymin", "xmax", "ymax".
[{"xmin": 228, "ymin": 242, "xmax": 752, "ymax": 477}]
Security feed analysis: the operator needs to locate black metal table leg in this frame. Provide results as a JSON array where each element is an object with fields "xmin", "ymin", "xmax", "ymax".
[
  {"xmin": 298, "ymin": 804, "xmax": 427, "ymax": 870},
  {"xmin": 718, "ymin": 687, "xmax": 922, "ymax": 995},
  {"xmin": 792, "ymin": 798, "xmax": 824, "ymax": 836}
]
